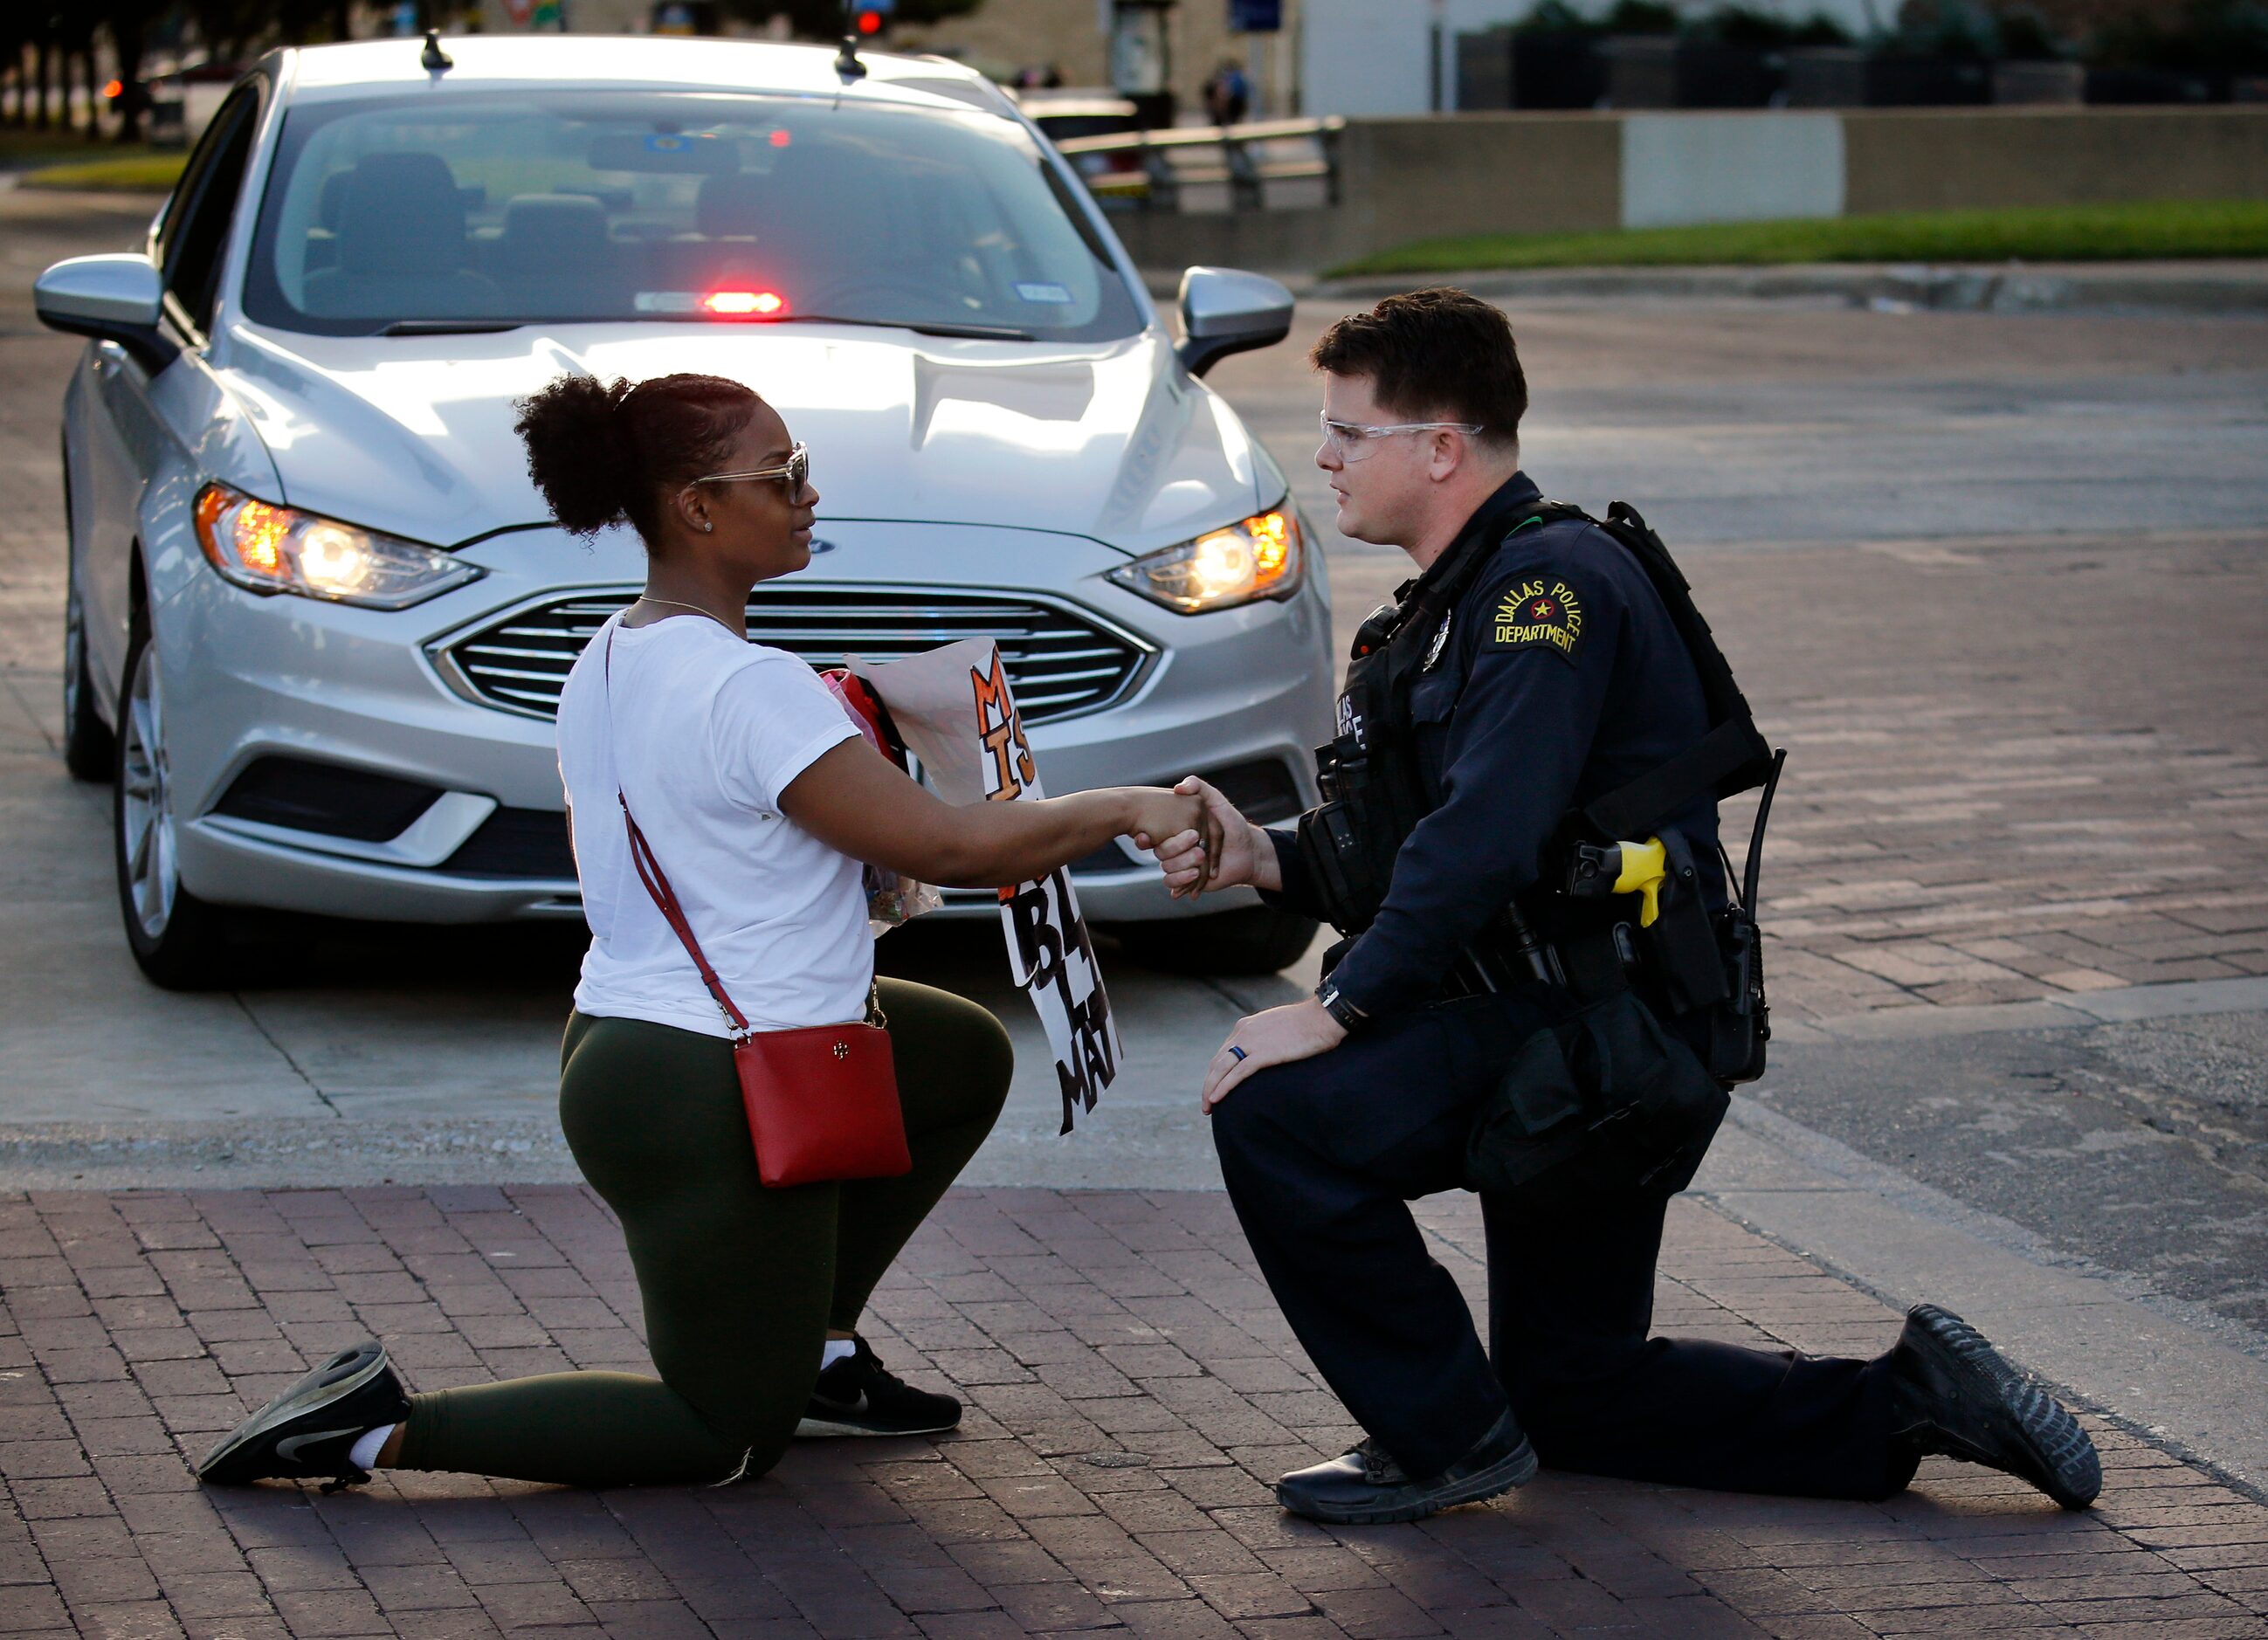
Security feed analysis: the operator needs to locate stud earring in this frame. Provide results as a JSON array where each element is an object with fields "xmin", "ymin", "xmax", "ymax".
[{"xmin": 699, "ymin": 520, "xmax": 713, "ymax": 534}]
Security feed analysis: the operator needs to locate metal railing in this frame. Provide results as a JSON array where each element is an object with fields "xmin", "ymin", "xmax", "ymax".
[{"xmin": 1054, "ymin": 116, "xmax": 1346, "ymax": 211}]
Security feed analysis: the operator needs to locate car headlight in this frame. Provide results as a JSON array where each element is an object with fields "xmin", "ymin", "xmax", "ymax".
[
  {"xmin": 1106, "ymin": 507, "xmax": 1305, "ymax": 614},
  {"xmin": 192, "ymin": 483, "xmax": 484, "ymax": 610}
]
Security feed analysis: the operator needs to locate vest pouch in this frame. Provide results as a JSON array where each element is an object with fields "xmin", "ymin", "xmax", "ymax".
[{"xmin": 1465, "ymin": 991, "xmax": 1728, "ymax": 1197}]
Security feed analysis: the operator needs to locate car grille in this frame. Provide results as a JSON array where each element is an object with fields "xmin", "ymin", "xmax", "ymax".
[{"xmin": 438, "ymin": 587, "xmax": 1151, "ymax": 723}]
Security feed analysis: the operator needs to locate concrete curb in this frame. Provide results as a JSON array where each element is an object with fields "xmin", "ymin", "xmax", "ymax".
[
  {"xmin": 1300, "ymin": 259, "xmax": 2268, "ymax": 314},
  {"xmin": 1695, "ymin": 1092, "xmax": 2268, "ymax": 1500}
]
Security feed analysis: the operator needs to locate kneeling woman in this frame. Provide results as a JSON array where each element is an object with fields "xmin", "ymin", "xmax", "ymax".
[{"xmin": 198, "ymin": 372, "xmax": 1216, "ymax": 1492}]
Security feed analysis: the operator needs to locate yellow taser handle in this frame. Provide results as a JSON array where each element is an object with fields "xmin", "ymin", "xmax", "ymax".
[{"xmin": 1611, "ymin": 837, "xmax": 1667, "ymax": 927}]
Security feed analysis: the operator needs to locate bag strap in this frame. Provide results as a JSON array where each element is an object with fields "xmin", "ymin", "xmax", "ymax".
[
  {"xmin": 1541, "ymin": 500, "xmax": 1778, "ymax": 840},
  {"xmin": 603, "ymin": 626, "xmax": 753, "ymax": 1044}
]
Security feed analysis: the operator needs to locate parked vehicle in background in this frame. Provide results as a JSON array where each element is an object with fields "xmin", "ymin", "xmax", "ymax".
[{"xmin": 35, "ymin": 35, "xmax": 1331, "ymax": 989}]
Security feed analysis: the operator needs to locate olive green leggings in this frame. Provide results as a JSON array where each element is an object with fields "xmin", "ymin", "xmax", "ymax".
[{"xmin": 394, "ymin": 978, "xmax": 1011, "ymax": 1487}]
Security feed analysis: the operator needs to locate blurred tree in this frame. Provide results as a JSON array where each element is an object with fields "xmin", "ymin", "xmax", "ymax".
[
  {"xmin": 33, "ymin": 20, "xmax": 55, "ymax": 129},
  {"xmin": 102, "ymin": 0, "xmax": 164, "ymax": 141},
  {"xmin": 1601, "ymin": 0, "xmax": 1680, "ymax": 31},
  {"xmin": 57, "ymin": 7, "xmax": 100, "ymax": 139},
  {"xmin": 1694, "ymin": 6, "xmax": 1856, "ymax": 46},
  {"xmin": 0, "ymin": 20, "xmax": 24, "ymax": 126},
  {"xmin": 2092, "ymin": 0, "xmax": 2268, "ymax": 72}
]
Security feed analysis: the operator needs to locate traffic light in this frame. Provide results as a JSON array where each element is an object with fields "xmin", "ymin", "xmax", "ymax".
[{"xmin": 848, "ymin": 0, "xmax": 893, "ymax": 38}]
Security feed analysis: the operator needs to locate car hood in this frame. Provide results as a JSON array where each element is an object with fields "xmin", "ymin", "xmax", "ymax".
[{"xmin": 216, "ymin": 321, "xmax": 1271, "ymax": 558}]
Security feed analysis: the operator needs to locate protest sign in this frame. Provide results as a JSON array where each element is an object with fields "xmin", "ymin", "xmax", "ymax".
[{"xmin": 852, "ymin": 640, "xmax": 1124, "ymax": 1134}]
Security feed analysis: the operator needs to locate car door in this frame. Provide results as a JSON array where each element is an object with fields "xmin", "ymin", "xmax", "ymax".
[{"xmin": 78, "ymin": 83, "xmax": 263, "ymax": 700}]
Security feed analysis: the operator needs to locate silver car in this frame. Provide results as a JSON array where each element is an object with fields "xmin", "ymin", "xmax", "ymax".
[{"xmin": 36, "ymin": 34, "xmax": 1333, "ymax": 989}]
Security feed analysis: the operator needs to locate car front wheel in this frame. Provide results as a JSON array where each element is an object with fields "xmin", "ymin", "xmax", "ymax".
[{"xmin": 114, "ymin": 621, "xmax": 234, "ymax": 989}]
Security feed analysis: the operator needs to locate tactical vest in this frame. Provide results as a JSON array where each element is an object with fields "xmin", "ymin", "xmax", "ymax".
[{"xmin": 1297, "ymin": 499, "xmax": 1784, "ymax": 1086}]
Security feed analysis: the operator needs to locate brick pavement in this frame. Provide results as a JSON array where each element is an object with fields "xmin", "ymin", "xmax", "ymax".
[
  {"xmin": 3, "ymin": 1182, "xmax": 2263, "ymax": 1639},
  {"xmin": 1705, "ymin": 532, "xmax": 2268, "ymax": 1019}
]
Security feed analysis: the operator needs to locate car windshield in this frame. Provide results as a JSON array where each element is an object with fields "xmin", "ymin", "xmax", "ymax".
[{"xmin": 243, "ymin": 90, "xmax": 1144, "ymax": 341}]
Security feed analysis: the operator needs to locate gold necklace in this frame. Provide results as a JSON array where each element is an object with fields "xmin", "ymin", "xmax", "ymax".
[{"xmin": 631, "ymin": 595, "xmax": 739, "ymax": 631}]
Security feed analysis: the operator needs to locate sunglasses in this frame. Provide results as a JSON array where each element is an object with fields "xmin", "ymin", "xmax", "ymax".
[{"xmin": 688, "ymin": 442, "xmax": 810, "ymax": 495}]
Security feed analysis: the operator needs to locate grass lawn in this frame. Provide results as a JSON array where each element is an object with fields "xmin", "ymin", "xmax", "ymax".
[
  {"xmin": 1327, "ymin": 199, "xmax": 2268, "ymax": 279},
  {"xmin": 1, "ymin": 128, "xmax": 183, "ymax": 191},
  {"xmin": 19, "ymin": 154, "xmax": 187, "ymax": 191}
]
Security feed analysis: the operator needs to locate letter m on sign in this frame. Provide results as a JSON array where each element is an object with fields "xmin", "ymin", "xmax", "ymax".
[{"xmin": 970, "ymin": 648, "xmax": 1037, "ymax": 803}]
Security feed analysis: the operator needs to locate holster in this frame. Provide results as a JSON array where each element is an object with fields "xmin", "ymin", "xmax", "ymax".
[
  {"xmin": 1299, "ymin": 732, "xmax": 1417, "ymax": 936},
  {"xmin": 1464, "ymin": 990, "xmax": 1729, "ymax": 1198}
]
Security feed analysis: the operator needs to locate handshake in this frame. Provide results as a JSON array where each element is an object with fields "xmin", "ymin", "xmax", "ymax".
[{"xmin": 1137, "ymin": 775, "xmax": 1285, "ymax": 900}]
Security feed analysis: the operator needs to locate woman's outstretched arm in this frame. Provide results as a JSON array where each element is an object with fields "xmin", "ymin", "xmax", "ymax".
[{"xmin": 779, "ymin": 739, "xmax": 1221, "ymax": 895}]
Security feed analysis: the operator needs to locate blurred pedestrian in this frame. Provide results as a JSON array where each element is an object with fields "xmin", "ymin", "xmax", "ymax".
[
  {"xmin": 1203, "ymin": 59, "xmax": 1251, "ymax": 125},
  {"xmin": 196, "ymin": 373, "xmax": 1219, "ymax": 1493}
]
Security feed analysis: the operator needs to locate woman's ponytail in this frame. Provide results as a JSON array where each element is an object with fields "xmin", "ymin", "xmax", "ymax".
[{"xmin": 514, "ymin": 372, "xmax": 762, "ymax": 545}]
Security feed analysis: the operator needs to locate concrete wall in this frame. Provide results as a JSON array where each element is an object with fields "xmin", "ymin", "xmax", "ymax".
[
  {"xmin": 1841, "ymin": 108, "xmax": 2268, "ymax": 215},
  {"xmin": 1113, "ymin": 105, "xmax": 2268, "ymax": 274}
]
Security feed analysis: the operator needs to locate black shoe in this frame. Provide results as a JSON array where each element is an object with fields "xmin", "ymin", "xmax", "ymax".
[
  {"xmin": 1275, "ymin": 1409, "xmax": 1537, "ymax": 1526},
  {"xmin": 796, "ymin": 1337, "xmax": 961, "ymax": 1438},
  {"xmin": 1888, "ymin": 1303, "xmax": 2099, "ymax": 1510},
  {"xmin": 197, "ymin": 1341, "xmax": 410, "ymax": 1491}
]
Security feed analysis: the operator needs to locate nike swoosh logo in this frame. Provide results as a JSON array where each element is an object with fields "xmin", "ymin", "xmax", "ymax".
[
  {"xmin": 808, "ymin": 1393, "xmax": 869, "ymax": 1417},
  {"xmin": 276, "ymin": 1428, "xmax": 360, "ymax": 1461}
]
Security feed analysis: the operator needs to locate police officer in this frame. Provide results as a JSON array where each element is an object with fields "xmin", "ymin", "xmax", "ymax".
[{"xmin": 1156, "ymin": 289, "xmax": 2101, "ymax": 1526}]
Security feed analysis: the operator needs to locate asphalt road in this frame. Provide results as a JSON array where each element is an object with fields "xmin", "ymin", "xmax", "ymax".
[{"xmin": 3, "ymin": 190, "xmax": 2266, "ymax": 1475}]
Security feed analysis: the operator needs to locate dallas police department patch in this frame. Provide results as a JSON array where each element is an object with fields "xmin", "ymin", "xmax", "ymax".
[{"xmin": 1487, "ymin": 575, "xmax": 1586, "ymax": 661}]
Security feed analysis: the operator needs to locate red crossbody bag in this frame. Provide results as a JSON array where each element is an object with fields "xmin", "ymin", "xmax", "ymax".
[{"xmin": 604, "ymin": 625, "xmax": 912, "ymax": 1189}]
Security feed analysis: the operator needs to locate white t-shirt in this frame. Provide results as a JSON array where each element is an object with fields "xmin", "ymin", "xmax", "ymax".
[{"xmin": 556, "ymin": 612, "xmax": 869, "ymax": 1037}]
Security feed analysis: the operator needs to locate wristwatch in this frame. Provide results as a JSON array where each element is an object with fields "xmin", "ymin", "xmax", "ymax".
[{"xmin": 1314, "ymin": 982, "xmax": 1368, "ymax": 1033}]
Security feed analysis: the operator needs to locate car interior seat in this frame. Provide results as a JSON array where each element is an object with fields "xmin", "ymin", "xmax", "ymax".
[
  {"xmin": 489, "ymin": 194, "xmax": 617, "ymax": 316},
  {"xmin": 302, "ymin": 151, "xmax": 503, "ymax": 320},
  {"xmin": 693, "ymin": 170, "xmax": 773, "ymax": 240}
]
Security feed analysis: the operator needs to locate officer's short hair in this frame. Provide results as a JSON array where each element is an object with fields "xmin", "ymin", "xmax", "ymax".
[{"xmin": 1311, "ymin": 288, "xmax": 1527, "ymax": 449}]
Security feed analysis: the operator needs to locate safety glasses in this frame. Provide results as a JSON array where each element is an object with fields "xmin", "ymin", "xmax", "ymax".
[
  {"xmin": 1319, "ymin": 414, "xmax": 1485, "ymax": 463},
  {"xmin": 689, "ymin": 442, "xmax": 810, "ymax": 496}
]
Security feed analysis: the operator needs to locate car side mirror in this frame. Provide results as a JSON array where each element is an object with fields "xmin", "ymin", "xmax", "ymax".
[
  {"xmin": 1175, "ymin": 265, "xmax": 1293, "ymax": 379},
  {"xmin": 35, "ymin": 253, "xmax": 177, "ymax": 374}
]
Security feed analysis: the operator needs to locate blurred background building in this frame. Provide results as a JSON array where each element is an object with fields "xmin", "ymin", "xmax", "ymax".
[{"xmin": 4, "ymin": 0, "xmax": 2255, "ymax": 151}]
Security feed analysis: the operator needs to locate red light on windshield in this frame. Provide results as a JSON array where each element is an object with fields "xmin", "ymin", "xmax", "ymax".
[
  {"xmin": 702, "ymin": 290, "xmax": 788, "ymax": 318},
  {"xmin": 103, "ymin": 79, "xmax": 124, "ymax": 99},
  {"xmin": 769, "ymin": 128, "xmax": 792, "ymax": 148}
]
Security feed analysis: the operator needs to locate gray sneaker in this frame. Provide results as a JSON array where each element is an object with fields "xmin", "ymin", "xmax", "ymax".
[
  {"xmin": 197, "ymin": 1341, "xmax": 410, "ymax": 1491},
  {"xmin": 1275, "ymin": 1409, "xmax": 1537, "ymax": 1526},
  {"xmin": 1889, "ymin": 1303, "xmax": 2100, "ymax": 1510}
]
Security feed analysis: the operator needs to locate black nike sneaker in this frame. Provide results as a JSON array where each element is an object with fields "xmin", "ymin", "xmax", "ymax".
[
  {"xmin": 796, "ymin": 1337, "xmax": 961, "ymax": 1437},
  {"xmin": 197, "ymin": 1341, "xmax": 410, "ymax": 1490},
  {"xmin": 1889, "ymin": 1303, "xmax": 2100, "ymax": 1510},
  {"xmin": 1275, "ymin": 1409, "xmax": 1538, "ymax": 1526}
]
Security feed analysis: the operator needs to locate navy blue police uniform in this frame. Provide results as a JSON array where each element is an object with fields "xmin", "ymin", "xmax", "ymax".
[{"xmin": 1216, "ymin": 471, "xmax": 1914, "ymax": 1498}]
